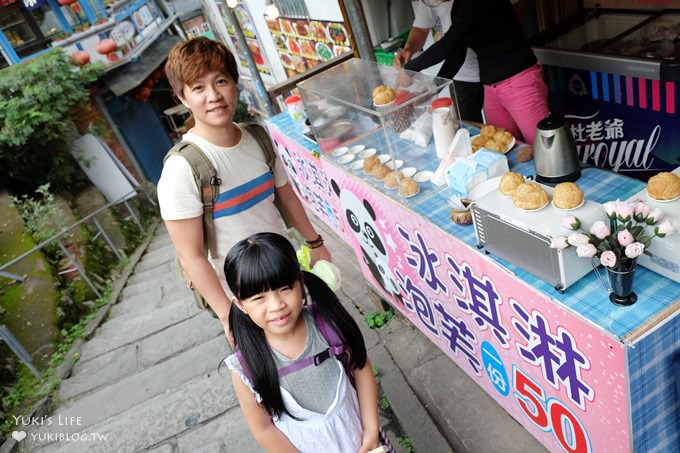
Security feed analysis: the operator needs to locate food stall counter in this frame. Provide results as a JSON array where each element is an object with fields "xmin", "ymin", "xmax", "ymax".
[{"xmin": 267, "ymin": 110, "xmax": 680, "ymax": 453}]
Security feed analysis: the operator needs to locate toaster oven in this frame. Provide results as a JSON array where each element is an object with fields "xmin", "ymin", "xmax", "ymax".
[{"xmin": 471, "ymin": 179, "xmax": 608, "ymax": 291}]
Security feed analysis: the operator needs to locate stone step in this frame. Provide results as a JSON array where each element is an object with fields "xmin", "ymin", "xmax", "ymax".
[
  {"xmin": 110, "ymin": 288, "xmax": 163, "ymax": 319},
  {"xmin": 25, "ymin": 335, "xmax": 231, "ymax": 452},
  {"xmin": 125, "ymin": 262, "xmax": 176, "ymax": 287},
  {"xmin": 28, "ymin": 366, "xmax": 236, "ymax": 453},
  {"xmin": 81, "ymin": 308, "xmax": 220, "ymax": 363},
  {"xmin": 146, "ymin": 231, "xmax": 173, "ymax": 252},
  {"xmin": 133, "ymin": 244, "xmax": 176, "ymax": 273}
]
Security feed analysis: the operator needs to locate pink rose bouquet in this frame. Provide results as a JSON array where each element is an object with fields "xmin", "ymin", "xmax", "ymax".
[{"xmin": 550, "ymin": 199, "xmax": 675, "ymax": 270}]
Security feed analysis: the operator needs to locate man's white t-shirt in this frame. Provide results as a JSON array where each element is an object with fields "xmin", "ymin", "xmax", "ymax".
[
  {"xmin": 413, "ymin": 1, "xmax": 480, "ymax": 83},
  {"xmin": 157, "ymin": 124, "xmax": 288, "ymax": 292}
]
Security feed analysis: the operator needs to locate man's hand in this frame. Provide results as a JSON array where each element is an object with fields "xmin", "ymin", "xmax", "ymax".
[
  {"xmin": 393, "ymin": 47, "xmax": 413, "ymax": 68},
  {"xmin": 310, "ymin": 243, "xmax": 331, "ymax": 266}
]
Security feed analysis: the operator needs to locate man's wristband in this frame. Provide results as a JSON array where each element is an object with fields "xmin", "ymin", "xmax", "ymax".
[{"xmin": 306, "ymin": 234, "xmax": 324, "ymax": 249}]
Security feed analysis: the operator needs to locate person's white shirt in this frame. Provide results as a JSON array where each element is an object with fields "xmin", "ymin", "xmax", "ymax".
[{"xmin": 412, "ymin": 1, "xmax": 480, "ymax": 83}]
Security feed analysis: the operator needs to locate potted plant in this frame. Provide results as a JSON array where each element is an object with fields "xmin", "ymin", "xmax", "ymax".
[{"xmin": 550, "ymin": 200, "xmax": 675, "ymax": 305}]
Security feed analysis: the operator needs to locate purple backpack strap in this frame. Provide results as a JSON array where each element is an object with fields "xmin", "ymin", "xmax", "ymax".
[
  {"xmin": 234, "ymin": 307, "xmax": 353, "ymax": 385},
  {"xmin": 312, "ymin": 307, "xmax": 355, "ymax": 387}
]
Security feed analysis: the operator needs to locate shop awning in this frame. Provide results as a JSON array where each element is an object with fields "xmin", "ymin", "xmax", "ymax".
[{"xmin": 103, "ymin": 34, "xmax": 182, "ymax": 97}]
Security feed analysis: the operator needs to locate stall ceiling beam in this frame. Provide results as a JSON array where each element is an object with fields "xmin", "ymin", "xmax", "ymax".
[{"xmin": 340, "ymin": 0, "xmax": 375, "ymax": 61}]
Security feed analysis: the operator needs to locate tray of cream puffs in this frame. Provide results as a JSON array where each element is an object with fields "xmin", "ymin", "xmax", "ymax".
[{"xmin": 329, "ymin": 143, "xmax": 435, "ymax": 198}]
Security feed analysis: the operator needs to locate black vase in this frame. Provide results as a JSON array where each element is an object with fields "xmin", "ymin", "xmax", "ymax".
[{"xmin": 606, "ymin": 260, "xmax": 637, "ymax": 306}]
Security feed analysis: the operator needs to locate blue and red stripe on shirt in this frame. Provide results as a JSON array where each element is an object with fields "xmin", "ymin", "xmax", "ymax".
[{"xmin": 213, "ymin": 171, "xmax": 274, "ymax": 219}]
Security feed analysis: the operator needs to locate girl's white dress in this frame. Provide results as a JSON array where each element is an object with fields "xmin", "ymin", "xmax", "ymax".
[{"xmin": 225, "ymin": 355, "xmax": 363, "ymax": 453}]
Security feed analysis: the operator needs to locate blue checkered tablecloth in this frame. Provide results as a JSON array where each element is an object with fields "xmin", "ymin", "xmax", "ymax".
[{"xmin": 268, "ymin": 113, "xmax": 680, "ymax": 341}]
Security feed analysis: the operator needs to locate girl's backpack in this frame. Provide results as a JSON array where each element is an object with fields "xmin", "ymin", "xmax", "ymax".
[{"xmin": 235, "ymin": 306, "xmax": 355, "ymax": 387}]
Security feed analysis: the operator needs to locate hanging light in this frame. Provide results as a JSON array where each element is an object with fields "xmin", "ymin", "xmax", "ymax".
[
  {"xmin": 265, "ymin": 0, "xmax": 279, "ymax": 19},
  {"xmin": 226, "ymin": 0, "xmax": 238, "ymax": 7}
]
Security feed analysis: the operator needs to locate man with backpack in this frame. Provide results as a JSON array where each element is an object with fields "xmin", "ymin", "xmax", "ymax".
[{"xmin": 157, "ymin": 38, "xmax": 331, "ymax": 344}]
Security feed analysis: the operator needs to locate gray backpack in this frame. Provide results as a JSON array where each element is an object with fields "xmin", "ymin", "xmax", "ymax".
[{"xmin": 163, "ymin": 122, "xmax": 288, "ymax": 314}]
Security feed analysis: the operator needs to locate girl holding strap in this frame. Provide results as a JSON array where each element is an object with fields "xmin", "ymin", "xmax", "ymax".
[{"xmin": 222, "ymin": 232, "xmax": 391, "ymax": 453}]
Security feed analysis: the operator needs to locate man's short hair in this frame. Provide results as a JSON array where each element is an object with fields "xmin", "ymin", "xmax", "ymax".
[{"xmin": 165, "ymin": 37, "xmax": 239, "ymax": 98}]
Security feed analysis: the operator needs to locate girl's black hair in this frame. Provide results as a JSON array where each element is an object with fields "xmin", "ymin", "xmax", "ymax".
[{"xmin": 224, "ymin": 232, "xmax": 367, "ymax": 418}]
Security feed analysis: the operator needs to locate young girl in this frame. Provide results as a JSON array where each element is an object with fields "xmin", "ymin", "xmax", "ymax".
[{"xmin": 223, "ymin": 232, "xmax": 388, "ymax": 453}]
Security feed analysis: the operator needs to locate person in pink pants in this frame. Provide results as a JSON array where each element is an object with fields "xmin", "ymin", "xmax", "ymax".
[
  {"xmin": 483, "ymin": 63, "xmax": 549, "ymax": 145},
  {"xmin": 404, "ymin": 0, "xmax": 550, "ymax": 145}
]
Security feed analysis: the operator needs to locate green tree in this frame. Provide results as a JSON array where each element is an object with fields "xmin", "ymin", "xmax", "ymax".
[{"xmin": 0, "ymin": 50, "xmax": 103, "ymax": 194}]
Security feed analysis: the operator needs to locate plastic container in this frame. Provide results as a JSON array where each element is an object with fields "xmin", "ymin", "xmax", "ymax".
[
  {"xmin": 432, "ymin": 97, "xmax": 456, "ymax": 159},
  {"xmin": 284, "ymin": 95, "xmax": 306, "ymax": 124}
]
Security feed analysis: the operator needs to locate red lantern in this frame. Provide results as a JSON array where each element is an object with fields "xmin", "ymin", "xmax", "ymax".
[
  {"xmin": 71, "ymin": 50, "xmax": 90, "ymax": 65},
  {"xmin": 57, "ymin": 0, "xmax": 78, "ymax": 5},
  {"xmin": 143, "ymin": 78, "xmax": 155, "ymax": 89},
  {"xmin": 95, "ymin": 38, "xmax": 117, "ymax": 55}
]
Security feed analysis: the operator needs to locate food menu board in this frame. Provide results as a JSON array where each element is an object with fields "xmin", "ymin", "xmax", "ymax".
[
  {"xmin": 221, "ymin": 3, "xmax": 271, "ymax": 76},
  {"xmin": 267, "ymin": 17, "xmax": 352, "ymax": 78}
]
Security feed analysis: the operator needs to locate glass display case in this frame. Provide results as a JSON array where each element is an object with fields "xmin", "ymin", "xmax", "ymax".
[
  {"xmin": 298, "ymin": 58, "xmax": 455, "ymax": 198},
  {"xmin": 532, "ymin": 4, "xmax": 680, "ymax": 181},
  {"xmin": 601, "ymin": 12, "xmax": 680, "ymax": 60},
  {"xmin": 543, "ymin": 12, "xmax": 651, "ymax": 51}
]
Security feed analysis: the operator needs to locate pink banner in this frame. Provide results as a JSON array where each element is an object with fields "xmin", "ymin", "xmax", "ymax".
[{"xmin": 270, "ymin": 126, "xmax": 630, "ymax": 453}]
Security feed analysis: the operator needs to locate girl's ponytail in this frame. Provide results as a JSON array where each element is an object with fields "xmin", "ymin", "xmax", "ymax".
[
  {"xmin": 303, "ymin": 271, "xmax": 367, "ymax": 370},
  {"xmin": 229, "ymin": 306, "xmax": 287, "ymax": 418}
]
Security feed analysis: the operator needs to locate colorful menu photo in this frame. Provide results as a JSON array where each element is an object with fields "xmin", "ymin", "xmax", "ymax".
[{"xmin": 267, "ymin": 17, "xmax": 352, "ymax": 77}]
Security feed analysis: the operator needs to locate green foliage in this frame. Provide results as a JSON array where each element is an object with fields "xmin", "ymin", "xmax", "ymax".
[
  {"xmin": 379, "ymin": 396, "xmax": 391, "ymax": 411},
  {"xmin": 0, "ymin": 50, "xmax": 103, "ymax": 192},
  {"xmin": 0, "ymin": 287, "xmax": 107, "ymax": 440},
  {"xmin": 398, "ymin": 436, "xmax": 415, "ymax": 453},
  {"xmin": 364, "ymin": 309, "xmax": 394, "ymax": 329},
  {"xmin": 11, "ymin": 184, "xmax": 66, "ymax": 243}
]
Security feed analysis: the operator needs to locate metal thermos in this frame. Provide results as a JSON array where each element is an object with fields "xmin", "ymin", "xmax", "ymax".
[{"xmin": 533, "ymin": 113, "xmax": 581, "ymax": 185}]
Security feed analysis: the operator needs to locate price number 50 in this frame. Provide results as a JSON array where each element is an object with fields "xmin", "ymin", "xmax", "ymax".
[{"xmin": 513, "ymin": 367, "xmax": 591, "ymax": 453}]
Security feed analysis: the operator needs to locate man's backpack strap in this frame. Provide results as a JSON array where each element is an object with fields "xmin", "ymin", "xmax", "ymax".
[
  {"xmin": 241, "ymin": 122, "xmax": 294, "ymax": 229},
  {"xmin": 242, "ymin": 122, "xmax": 277, "ymax": 171},
  {"xmin": 164, "ymin": 141, "xmax": 220, "ymax": 257}
]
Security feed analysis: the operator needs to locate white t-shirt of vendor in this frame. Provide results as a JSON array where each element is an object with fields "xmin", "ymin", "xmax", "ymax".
[
  {"xmin": 413, "ymin": 1, "xmax": 480, "ymax": 83},
  {"xmin": 157, "ymin": 125, "xmax": 289, "ymax": 291}
]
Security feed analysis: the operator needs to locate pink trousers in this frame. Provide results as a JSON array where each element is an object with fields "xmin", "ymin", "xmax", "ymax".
[{"xmin": 483, "ymin": 64, "xmax": 549, "ymax": 145}]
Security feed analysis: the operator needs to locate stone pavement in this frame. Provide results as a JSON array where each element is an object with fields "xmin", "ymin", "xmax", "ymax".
[{"xmin": 13, "ymin": 220, "xmax": 548, "ymax": 453}]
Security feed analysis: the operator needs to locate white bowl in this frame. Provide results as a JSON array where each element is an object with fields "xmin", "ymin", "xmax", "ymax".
[
  {"xmin": 349, "ymin": 145, "xmax": 366, "ymax": 154},
  {"xmin": 377, "ymin": 154, "xmax": 391, "ymax": 163},
  {"xmin": 337, "ymin": 154, "xmax": 355, "ymax": 164},
  {"xmin": 385, "ymin": 160, "xmax": 404, "ymax": 170},
  {"xmin": 401, "ymin": 167, "xmax": 417, "ymax": 178},
  {"xmin": 413, "ymin": 171, "xmax": 433, "ymax": 183},
  {"xmin": 359, "ymin": 148, "xmax": 377, "ymax": 159},
  {"xmin": 331, "ymin": 147, "xmax": 348, "ymax": 157},
  {"xmin": 349, "ymin": 159, "xmax": 364, "ymax": 170}
]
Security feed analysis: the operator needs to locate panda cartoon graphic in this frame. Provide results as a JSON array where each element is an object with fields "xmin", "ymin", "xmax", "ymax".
[
  {"xmin": 275, "ymin": 141, "xmax": 308, "ymax": 202},
  {"xmin": 331, "ymin": 180, "xmax": 400, "ymax": 298}
]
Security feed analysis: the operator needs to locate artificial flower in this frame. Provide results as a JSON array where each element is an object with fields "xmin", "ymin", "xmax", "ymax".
[
  {"xmin": 589, "ymin": 221, "xmax": 610, "ymax": 240},
  {"xmin": 568, "ymin": 232, "xmax": 590, "ymax": 246},
  {"xmin": 655, "ymin": 220, "xmax": 675, "ymax": 238},
  {"xmin": 557, "ymin": 200, "xmax": 673, "ymax": 270},
  {"xmin": 625, "ymin": 242, "xmax": 645, "ymax": 259},
  {"xmin": 550, "ymin": 236, "xmax": 569, "ymax": 250},
  {"xmin": 576, "ymin": 243, "xmax": 597, "ymax": 258},
  {"xmin": 562, "ymin": 215, "xmax": 580, "ymax": 230},
  {"xmin": 617, "ymin": 229, "xmax": 634, "ymax": 247},
  {"xmin": 600, "ymin": 250, "xmax": 617, "ymax": 268}
]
